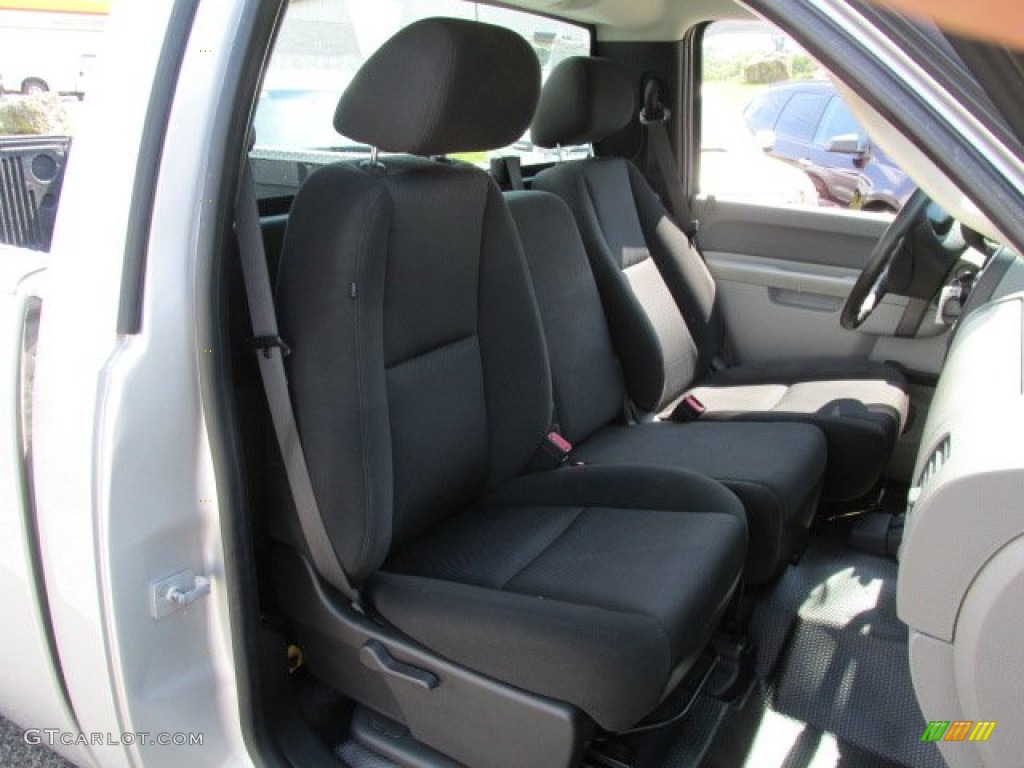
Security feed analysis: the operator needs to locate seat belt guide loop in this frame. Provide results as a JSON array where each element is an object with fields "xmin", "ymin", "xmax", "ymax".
[{"xmin": 249, "ymin": 335, "xmax": 292, "ymax": 358}]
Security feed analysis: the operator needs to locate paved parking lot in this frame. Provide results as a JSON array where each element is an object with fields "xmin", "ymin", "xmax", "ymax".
[{"xmin": 0, "ymin": 716, "xmax": 74, "ymax": 768}]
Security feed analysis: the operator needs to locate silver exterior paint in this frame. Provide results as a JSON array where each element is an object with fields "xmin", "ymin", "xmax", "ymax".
[
  {"xmin": 0, "ymin": 247, "xmax": 89, "ymax": 766},
  {"xmin": 26, "ymin": 0, "xmax": 251, "ymax": 765}
]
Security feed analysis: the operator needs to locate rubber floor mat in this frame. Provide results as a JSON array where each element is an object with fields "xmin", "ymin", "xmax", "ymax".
[{"xmin": 747, "ymin": 540, "xmax": 944, "ymax": 768}]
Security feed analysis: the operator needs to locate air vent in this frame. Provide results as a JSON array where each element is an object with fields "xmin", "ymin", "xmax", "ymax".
[{"xmin": 919, "ymin": 434, "xmax": 951, "ymax": 489}]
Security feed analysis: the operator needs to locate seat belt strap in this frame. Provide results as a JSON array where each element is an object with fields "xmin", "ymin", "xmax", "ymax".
[
  {"xmin": 235, "ymin": 160, "xmax": 360, "ymax": 607},
  {"xmin": 641, "ymin": 79, "xmax": 700, "ymax": 247}
]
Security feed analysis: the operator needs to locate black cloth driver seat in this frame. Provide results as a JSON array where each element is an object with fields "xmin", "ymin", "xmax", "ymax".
[{"xmin": 529, "ymin": 56, "xmax": 910, "ymax": 502}]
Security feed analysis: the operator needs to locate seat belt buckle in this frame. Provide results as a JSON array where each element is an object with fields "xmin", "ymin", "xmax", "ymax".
[
  {"xmin": 529, "ymin": 430, "xmax": 573, "ymax": 472},
  {"xmin": 672, "ymin": 394, "xmax": 706, "ymax": 422},
  {"xmin": 544, "ymin": 431, "xmax": 573, "ymax": 460},
  {"xmin": 248, "ymin": 335, "xmax": 292, "ymax": 359}
]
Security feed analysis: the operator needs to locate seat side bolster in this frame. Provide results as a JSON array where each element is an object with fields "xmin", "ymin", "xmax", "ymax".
[
  {"xmin": 626, "ymin": 161, "xmax": 723, "ymax": 373},
  {"xmin": 533, "ymin": 164, "xmax": 672, "ymax": 412},
  {"xmin": 277, "ymin": 163, "xmax": 396, "ymax": 581}
]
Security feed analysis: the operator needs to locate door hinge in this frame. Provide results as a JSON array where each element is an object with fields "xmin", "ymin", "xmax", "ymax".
[{"xmin": 149, "ymin": 570, "xmax": 211, "ymax": 619}]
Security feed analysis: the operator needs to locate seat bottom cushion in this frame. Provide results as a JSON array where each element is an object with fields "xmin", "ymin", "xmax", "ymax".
[
  {"xmin": 683, "ymin": 358, "xmax": 909, "ymax": 501},
  {"xmin": 371, "ymin": 464, "xmax": 747, "ymax": 732},
  {"xmin": 572, "ymin": 421, "xmax": 826, "ymax": 583}
]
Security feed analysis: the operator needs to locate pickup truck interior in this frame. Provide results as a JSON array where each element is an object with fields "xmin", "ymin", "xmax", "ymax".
[{"xmin": 214, "ymin": 1, "xmax": 1024, "ymax": 767}]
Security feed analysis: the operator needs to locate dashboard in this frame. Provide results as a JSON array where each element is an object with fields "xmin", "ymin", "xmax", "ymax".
[{"xmin": 898, "ymin": 254, "xmax": 1024, "ymax": 767}]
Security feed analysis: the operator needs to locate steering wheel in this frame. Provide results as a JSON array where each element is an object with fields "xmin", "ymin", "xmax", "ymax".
[{"xmin": 841, "ymin": 189, "xmax": 931, "ymax": 330}]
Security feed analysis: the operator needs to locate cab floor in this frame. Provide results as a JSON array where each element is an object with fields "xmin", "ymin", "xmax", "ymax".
[{"xmin": 654, "ymin": 537, "xmax": 946, "ymax": 768}]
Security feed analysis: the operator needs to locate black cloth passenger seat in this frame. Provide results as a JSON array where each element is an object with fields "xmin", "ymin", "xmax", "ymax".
[
  {"xmin": 274, "ymin": 19, "xmax": 747, "ymax": 734},
  {"xmin": 507, "ymin": 190, "xmax": 825, "ymax": 583},
  {"xmin": 529, "ymin": 56, "xmax": 911, "ymax": 503}
]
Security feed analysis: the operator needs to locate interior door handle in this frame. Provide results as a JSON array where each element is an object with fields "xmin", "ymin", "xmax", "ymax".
[{"xmin": 768, "ymin": 287, "xmax": 843, "ymax": 312}]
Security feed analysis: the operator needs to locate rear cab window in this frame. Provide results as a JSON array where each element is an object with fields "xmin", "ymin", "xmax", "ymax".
[
  {"xmin": 700, "ymin": 20, "xmax": 913, "ymax": 214},
  {"xmin": 252, "ymin": 0, "xmax": 591, "ymax": 201}
]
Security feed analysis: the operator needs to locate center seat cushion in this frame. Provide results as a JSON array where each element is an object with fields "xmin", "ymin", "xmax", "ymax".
[
  {"xmin": 276, "ymin": 18, "xmax": 750, "ymax": 736},
  {"xmin": 373, "ymin": 464, "xmax": 747, "ymax": 733},
  {"xmin": 571, "ymin": 422, "xmax": 822, "ymax": 582},
  {"xmin": 506, "ymin": 190, "xmax": 825, "ymax": 583}
]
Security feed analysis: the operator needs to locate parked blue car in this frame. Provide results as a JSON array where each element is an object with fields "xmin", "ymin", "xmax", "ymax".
[{"xmin": 744, "ymin": 80, "xmax": 915, "ymax": 212}]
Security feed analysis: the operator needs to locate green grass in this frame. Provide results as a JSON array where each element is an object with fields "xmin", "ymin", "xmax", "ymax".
[
  {"xmin": 448, "ymin": 150, "xmax": 490, "ymax": 166},
  {"xmin": 0, "ymin": 93, "xmax": 72, "ymax": 136}
]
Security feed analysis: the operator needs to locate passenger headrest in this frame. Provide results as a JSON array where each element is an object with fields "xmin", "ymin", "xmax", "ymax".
[
  {"xmin": 335, "ymin": 17, "xmax": 541, "ymax": 157},
  {"xmin": 531, "ymin": 57, "xmax": 636, "ymax": 148}
]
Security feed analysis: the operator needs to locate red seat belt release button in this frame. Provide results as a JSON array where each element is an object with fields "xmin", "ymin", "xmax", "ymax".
[
  {"xmin": 673, "ymin": 394, "xmax": 706, "ymax": 422},
  {"xmin": 547, "ymin": 431, "xmax": 573, "ymax": 456}
]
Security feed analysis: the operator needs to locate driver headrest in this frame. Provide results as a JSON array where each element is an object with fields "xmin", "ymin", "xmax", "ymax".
[
  {"xmin": 531, "ymin": 56, "xmax": 636, "ymax": 148},
  {"xmin": 335, "ymin": 17, "xmax": 541, "ymax": 157}
]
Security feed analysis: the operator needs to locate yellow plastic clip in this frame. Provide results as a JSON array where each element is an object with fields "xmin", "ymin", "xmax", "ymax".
[{"xmin": 287, "ymin": 644, "xmax": 304, "ymax": 674}]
